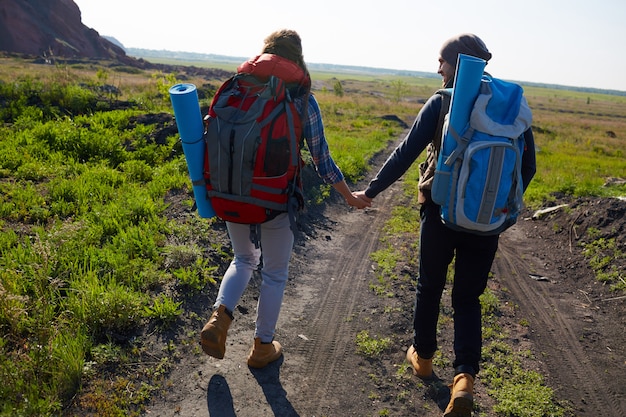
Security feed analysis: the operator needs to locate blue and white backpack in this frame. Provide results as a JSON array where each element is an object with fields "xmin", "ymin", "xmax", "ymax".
[{"xmin": 431, "ymin": 75, "xmax": 533, "ymax": 235}]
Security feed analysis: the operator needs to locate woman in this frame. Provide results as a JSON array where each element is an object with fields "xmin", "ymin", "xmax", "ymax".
[{"xmin": 200, "ymin": 29, "xmax": 369, "ymax": 368}]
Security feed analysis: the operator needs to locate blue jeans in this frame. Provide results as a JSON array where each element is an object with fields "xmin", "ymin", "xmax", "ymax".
[
  {"xmin": 413, "ymin": 203, "xmax": 499, "ymax": 377},
  {"xmin": 213, "ymin": 213, "xmax": 294, "ymax": 343}
]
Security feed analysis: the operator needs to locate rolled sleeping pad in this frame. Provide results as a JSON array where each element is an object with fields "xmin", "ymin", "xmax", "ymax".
[
  {"xmin": 169, "ymin": 83, "xmax": 215, "ymax": 218},
  {"xmin": 431, "ymin": 54, "xmax": 487, "ymax": 205}
]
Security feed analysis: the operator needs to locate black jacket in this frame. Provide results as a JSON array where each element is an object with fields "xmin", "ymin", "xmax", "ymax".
[{"xmin": 365, "ymin": 90, "xmax": 536, "ymax": 200}]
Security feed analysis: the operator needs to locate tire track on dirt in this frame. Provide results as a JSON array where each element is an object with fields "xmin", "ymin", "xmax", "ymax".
[
  {"xmin": 495, "ymin": 225, "xmax": 623, "ymax": 417},
  {"xmin": 289, "ymin": 191, "xmax": 396, "ymax": 415}
]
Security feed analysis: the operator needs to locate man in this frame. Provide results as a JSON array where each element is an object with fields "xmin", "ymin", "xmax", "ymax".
[{"xmin": 357, "ymin": 34, "xmax": 536, "ymax": 416}]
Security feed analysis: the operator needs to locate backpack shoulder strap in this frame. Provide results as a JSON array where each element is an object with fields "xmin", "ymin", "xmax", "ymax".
[{"xmin": 433, "ymin": 88, "xmax": 452, "ymax": 152}]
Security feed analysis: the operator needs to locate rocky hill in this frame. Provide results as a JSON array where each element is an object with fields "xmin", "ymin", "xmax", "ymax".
[{"xmin": 0, "ymin": 0, "xmax": 134, "ymax": 64}]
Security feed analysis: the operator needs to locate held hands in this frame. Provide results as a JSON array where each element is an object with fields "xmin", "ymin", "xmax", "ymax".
[
  {"xmin": 333, "ymin": 181, "xmax": 372, "ymax": 209},
  {"xmin": 347, "ymin": 193, "xmax": 371, "ymax": 209},
  {"xmin": 354, "ymin": 190, "xmax": 373, "ymax": 206}
]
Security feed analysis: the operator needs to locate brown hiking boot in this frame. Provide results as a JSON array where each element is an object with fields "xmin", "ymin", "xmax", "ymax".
[
  {"xmin": 247, "ymin": 337, "xmax": 283, "ymax": 368},
  {"xmin": 443, "ymin": 373, "xmax": 474, "ymax": 417},
  {"xmin": 406, "ymin": 345, "xmax": 433, "ymax": 379},
  {"xmin": 200, "ymin": 305, "xmax": 232, "ymax": 359}
]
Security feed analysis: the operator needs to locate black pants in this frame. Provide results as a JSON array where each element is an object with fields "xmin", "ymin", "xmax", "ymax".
[{"xmin": 413, "ymin": 203, "xmax": 499, "ymax": 377}]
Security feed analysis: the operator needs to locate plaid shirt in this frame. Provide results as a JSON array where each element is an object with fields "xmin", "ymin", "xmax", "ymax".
[{"xmin": 296, "ymin": 94, "xmax": 344, "ymax": 185}]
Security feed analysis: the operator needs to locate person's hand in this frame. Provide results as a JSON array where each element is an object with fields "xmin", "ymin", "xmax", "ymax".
[
  {"xmin": 354, "ymin": 190, "xmax": 373, "ymax": 205},
  {"xmin": 347, "ymin": 193, "xmax": 371, "ymax": 209}
]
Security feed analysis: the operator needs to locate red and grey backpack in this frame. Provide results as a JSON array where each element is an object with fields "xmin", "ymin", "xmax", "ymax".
[{"xmin": 202, "ymin": 54, "xmax": 311, "ymax": 237}]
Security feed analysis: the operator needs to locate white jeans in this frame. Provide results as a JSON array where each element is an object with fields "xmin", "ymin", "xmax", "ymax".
[{"xmin": 213, "ymin": 213, "xmax": 294, "ymax": 343}]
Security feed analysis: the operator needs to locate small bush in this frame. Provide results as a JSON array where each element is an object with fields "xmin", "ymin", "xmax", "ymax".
[
  {"xmin": 143, "ymin": 294, "xmax": 182, "ymax": 328},
  {"xmin": 355, "ymin": 330, "xmax": 392, "ymax": 358}
]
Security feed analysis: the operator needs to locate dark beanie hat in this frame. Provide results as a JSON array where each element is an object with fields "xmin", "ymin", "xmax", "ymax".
[{"xmin": 440, "ymin": 33, "xmax": 492, "ymax": 67}]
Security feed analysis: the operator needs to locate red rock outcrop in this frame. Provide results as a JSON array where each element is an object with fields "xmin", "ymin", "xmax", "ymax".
[{"xmin": 0, "ymin": 0, "xmax": 133, "ymax": 63}]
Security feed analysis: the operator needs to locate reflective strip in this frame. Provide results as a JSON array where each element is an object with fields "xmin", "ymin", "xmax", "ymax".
[{"xmin": 477, "ymin": 146, "xmax": 505, "ymax": 224}]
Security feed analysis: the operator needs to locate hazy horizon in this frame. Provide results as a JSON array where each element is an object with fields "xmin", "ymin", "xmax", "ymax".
[{"xmin": 74, "ymin": 0, "xmax": 626, "ymax": 92}]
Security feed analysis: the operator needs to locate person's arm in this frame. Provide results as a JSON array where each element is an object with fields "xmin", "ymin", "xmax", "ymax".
[
  {"xmin": 521, "ymin": 128, "xmax": 537, "ymax": 192},
  {"xmin": 301, "ymin": 94, "xmax": 370, "ymax": 209},
  {"xmin": 363, "ymin": 94, "xmax": 442, "ymax": 200}
]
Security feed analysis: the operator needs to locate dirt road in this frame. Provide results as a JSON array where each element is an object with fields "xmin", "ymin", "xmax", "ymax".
[
  {"xmin": 144, "ymin": 183, "xmax": 625, "ymax": 416},
  {"xmin": 144, "ymin": 180, "xmax": 401, "ymax": 416}
]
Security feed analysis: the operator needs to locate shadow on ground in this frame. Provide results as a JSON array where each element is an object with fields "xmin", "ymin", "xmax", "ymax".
[{"xmin": 207, "ymin": 357, "xmax": 299, "ymax": 417}]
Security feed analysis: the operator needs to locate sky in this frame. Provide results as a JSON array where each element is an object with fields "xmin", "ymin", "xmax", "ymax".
[{"xmin": 74, "ymin": 0, "xmax": 626, "ymax": 92}]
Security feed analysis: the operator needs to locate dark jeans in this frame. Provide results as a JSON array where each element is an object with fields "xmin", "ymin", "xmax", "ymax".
[{"xmin": 413, "ymin": 203, "xmax": 499, "ymax": 377}]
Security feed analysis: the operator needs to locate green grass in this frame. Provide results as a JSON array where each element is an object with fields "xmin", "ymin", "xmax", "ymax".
[
  {"xmin": 481, "ymin": 341, "xmax": 565, "ymax": 417},
  {"xmin": 582, "ymin": 237, "xmax": 626, "ymax": 291},
  {"xmin": 0, "ymin": 60, "xmax": 206, "ymax": 416},
  {"xmin": 522, "ymin": 87, "xmax": 626, "ymax": 206}
]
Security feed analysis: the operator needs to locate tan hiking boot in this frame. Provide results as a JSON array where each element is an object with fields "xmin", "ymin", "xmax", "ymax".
[
  {"xmin": 443, "ymin": 373, "xmax": 474, "ymax": 417},
  {"xmin": 247, "ymin": 337, "xmax": 283, "ymax": 368},
  {"xmin": 200, "ymin": 305, "xmax": 232, "ymax": 359},
  {"xmin": 406, "ymin": 345, "xmax": 433, "ymax": 379}
]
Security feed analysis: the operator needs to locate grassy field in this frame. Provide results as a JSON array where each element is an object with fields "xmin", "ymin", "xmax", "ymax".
[{"xmin": 0, "ymin": 55, "xmax": 624, "ymax": 416}]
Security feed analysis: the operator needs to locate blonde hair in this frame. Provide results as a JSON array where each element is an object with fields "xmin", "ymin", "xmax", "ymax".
[{"xmin": 262, "ymin": 29, "xmax": 308, "ymax": 74}]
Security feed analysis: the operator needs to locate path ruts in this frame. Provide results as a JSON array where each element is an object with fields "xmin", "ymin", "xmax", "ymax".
[
  {"xmin": 495, "ymin": 225, "xmax": 624, "ymax": 417},
  {"xmin": 285, "ymin": 189, "xmax": 397, "ymax": 415}
]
